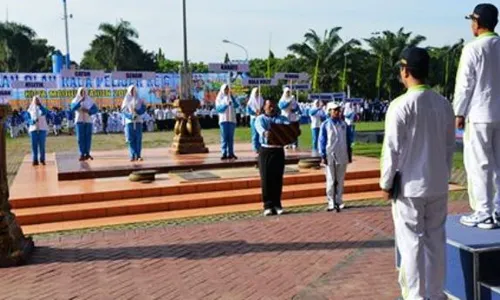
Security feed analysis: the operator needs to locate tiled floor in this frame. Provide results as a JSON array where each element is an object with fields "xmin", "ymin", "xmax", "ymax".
[{"xmin": 0, "ymin": 201, "xmax": 471, "ymax": 300}]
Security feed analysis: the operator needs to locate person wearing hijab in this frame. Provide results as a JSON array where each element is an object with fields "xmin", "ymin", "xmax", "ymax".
[
  {"xmin": 122, "ymin": 85, "xmax": 147, "ymax": 162},
  {"xmin": 309, "ymin": 100, "xmax": 326, "ymax": 152},
  {"xmin": 215, "ymin": 84, "xmax": 239, "ymax": 160},
  {"xmin": 71, "ymin": 87, "xmax": 98, "ymax": 161},
  {"xmin": 278, "ymin": 87, "xmax": 301, "ymax": 149},
  {"xmin": 25, "ymin": 96, "xmax": 50, "ymax": 166},
  {"xmin": 246, "ymin": 87, "xmax": 264, "ymax": 153}
]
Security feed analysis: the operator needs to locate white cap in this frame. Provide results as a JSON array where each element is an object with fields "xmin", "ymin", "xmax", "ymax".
[{"xmin": 327, "ymin": 102, "xmax": 341, "ymax": 111}]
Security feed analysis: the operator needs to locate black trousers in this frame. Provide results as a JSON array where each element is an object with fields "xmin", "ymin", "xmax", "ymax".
[{"xmin": 259, "ymin": 147, "xmax": 285, "ymax": 210}]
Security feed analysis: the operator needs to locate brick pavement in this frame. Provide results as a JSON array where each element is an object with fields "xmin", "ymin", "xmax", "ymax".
[{"xmin": 0, "ymin": 201, "xmax": 470, "ymax": 300}]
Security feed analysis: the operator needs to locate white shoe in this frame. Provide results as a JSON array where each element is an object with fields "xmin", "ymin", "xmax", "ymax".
[
  {"xmin": 460, "ymin": 212, "xmax": 497, "ymax": 229},
  {"xmin": 263, "ymin": 209, "xmax": 273, "ymax": 216},
  {"xmin": 339, "ymin": 203, "xmax": 345, "ymax": 210},
  {"xmin": 275, "ymin": 208, "xmax": 284, "ymax": 215}
]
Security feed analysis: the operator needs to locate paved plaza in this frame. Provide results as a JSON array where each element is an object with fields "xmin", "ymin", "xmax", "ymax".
[{"xmin": 0, "ymin": 201, "xmax": 469, "ymax": 300}]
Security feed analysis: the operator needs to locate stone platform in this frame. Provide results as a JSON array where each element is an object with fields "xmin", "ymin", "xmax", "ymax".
[{"xmin": 55, "ymin": 144, "xmax": 319, "ymax": 181}]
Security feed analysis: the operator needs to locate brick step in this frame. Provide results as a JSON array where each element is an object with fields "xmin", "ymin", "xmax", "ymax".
[
  {"xmin": 20, "ymin": 191, "xmax": 385, "ymax": 235},
  {"xmin": 10, "ymin": 169, "xmax": 381, "ymax": 209},
  {"xmin": 13, "ymin": 178, "xmax": 382, "ymax": 225}
]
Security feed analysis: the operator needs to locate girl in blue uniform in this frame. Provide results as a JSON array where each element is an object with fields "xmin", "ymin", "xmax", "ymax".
[
  {"xmin": 71, "ymin": 87, "xmax": 98, "ymax": 161},
  {"xmin": 246, "ymin": 87, "xmax": 264, "ymax": 153},
  {"xmin": 215, "ymin": 84, "xmax": 239, "ymax": 160},
  {"xmin": 26, "ymin": 96, "xmax": 50, "ymax": 166},
  {"xmin": 121, "ymin": 85, "xmax": 146, "ymax": 162}
]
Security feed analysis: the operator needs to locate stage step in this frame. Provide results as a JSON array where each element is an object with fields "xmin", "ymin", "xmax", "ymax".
[
  {"xmin": 480, "ymin": 280, "xmax": 500, "ymax": 300},
  {"xmin": 20, "ymin": 191, "xmax": 385, "ymax": 235},
  {"xmin": 13, "ymin": 178, "xmax": 381, "ymax": 226},
  {"xmin": 9, "ymin": 169, "xmax": 380, "ymax": 209}
]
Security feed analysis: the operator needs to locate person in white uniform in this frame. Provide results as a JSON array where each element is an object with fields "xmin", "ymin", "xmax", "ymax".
[
  {"xmin": 278, "ymin": 87, "xmax": 301, "ymax": 149},
  {"xmin": 454, "ymin": 3, "xmax": 500, "ymax": 229},
  {"xmin": 319, "ymin": 102, "xmax": 350, "ymax": 212},
  {"xmin": 381, "ymin": 47, "xmax": 455, "ymax": 300}
]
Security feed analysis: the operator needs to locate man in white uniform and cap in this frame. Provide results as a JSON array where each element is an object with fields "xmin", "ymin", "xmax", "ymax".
[
  {"xmin": 454, "ymin": 3, "xmax": 500, "ymax": 229},
  {"xmin": 381, "ymin": 47, "xmax": 455, "ymax": 300}
]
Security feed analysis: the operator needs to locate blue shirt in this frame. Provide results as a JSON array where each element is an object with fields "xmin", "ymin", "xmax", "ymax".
[{"xmin": 255, "ymin": 114, "xmax": 290, "ymax": 146}]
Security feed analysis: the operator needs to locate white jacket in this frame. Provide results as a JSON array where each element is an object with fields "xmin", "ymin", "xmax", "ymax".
[
  {"xmin": 319, "ymin": 118, "xmax": 350, "ymax": 165},
  {"xmin": 454, "ymin": 32, "xmax": 500, "ymax": 123},
  {"xmin": 380, "ymin": 85, "xmax": 455, "ymax": 197}
]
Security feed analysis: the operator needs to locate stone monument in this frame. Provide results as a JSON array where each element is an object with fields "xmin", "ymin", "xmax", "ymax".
[
  {"xmin": 170, "ymin": 0, "xmax": 208, "ymax": 155},
  {"xmin": 0, "ymin": 104, "xmax": 34, "ymax": 267}
]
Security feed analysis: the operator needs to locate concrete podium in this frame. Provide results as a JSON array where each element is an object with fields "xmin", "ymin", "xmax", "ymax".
[{"xmin": 396, "ymin": 214, "xmax": 500, "ymax": 300}]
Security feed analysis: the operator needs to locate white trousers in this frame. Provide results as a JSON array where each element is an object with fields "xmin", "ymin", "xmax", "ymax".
[
  {"xmin": 325, "ymin": 162, "xmax": 347, "ymax": 206},
  {"xmin": 393, "ymin": 195, "xmax": 448, "ymax": 300},
  {"xmin": 463, "ymin": 122, "xmax": 500, "ymax": 214}
]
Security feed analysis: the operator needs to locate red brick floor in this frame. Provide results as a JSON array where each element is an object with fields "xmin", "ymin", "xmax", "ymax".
[{"xmin": 0, "ymin": 202, "xmax": 470, "ymax": 300}]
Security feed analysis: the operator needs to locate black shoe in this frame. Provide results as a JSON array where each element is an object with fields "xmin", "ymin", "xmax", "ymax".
[
  {"xmin": 229, "ymin": 155, "xmax": 238, "ymax": 160},
  {"xmin": 32, "ymin": 161, "xmax": 39, "ymax": 166},
  {"xmin": 40, "ymin": 161, "xmax": 46, "ymax": 166},
  {"xmin": 85, "ymin": 154, "xmax": 94, "ymax": 161},
  {"xmin": 78, "ymin": 156, "xmax": 85, "ymax": 162},
  {"xmin": 221, "ymin": 155, "xmax": 228, "ymax": 160}
]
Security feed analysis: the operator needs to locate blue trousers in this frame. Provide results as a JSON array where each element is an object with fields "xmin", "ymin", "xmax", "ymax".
[
  {"xmin": 126, "ymin": 123, "xmax": 143, "ymax": 159},
  {"xmin": 250, "ymin": 117, "xmax": 261, "ymax": 152},
  {"xmin": 311, "ymin": 127, "xmax": 320, "ymax": 152},
  {"xmin": 30, "ymin": 130, "xmax": 47, "ymax": 162},
  {"xmin": 76, "ymin": 122, "xmax": 93, "ymax": 156},
  {"xmin": 220, "ymin": 122, "xmax": 236, "ymax": 157}
]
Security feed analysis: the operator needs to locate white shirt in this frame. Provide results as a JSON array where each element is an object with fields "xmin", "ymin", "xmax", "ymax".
[
  {"xmin": 380, "ymin": 85, "xmax": 455, "ymax": 197},
  {"xmin": 216, "ymin": 94, "xmax": 236, "ymax": 124},
  {"xmin": 310, "ymin": 107, "xmax": 325, "ymax": 129},
  {"xmin": 155, "ymin": 108, "xmax": 166, "ymax": 121},
  {"xmin": 28, "ymin": 107, "xmax": 48, "ymax": 132},
  {"xmin": 454, "ymin": 32, "xmax": 500, "ymax": 123}
]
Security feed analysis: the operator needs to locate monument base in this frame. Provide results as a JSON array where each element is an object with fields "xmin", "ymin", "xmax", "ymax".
[
  {"xmin": 0, "ymin": 104, "xmax": 34, "ymax": 268},
  {"xmin": 171, "ymin": 99, "xmax": 209, "ymax": 155}
]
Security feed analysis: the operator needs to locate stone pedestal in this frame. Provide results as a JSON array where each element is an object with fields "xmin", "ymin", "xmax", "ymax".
[
  {"xmin": 0, "ymin": 105, "xmax": 34, "ymax": 267},
  {"xmin": 170, "ymin": 99, "xmax": 209, "ymax": 154}
]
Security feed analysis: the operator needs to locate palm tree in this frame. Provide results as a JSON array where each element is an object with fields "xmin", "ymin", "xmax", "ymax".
[
  {"xmin": 288, "ymin": 27, "xmax": 360, "ymax": 92},
  {"xmin": 365, "ymin": 28, "xmax": 426, "ymax": 99},
  {"xmin": 96, "ymin": 20, "xmax": 139, "ymax": 71},
  {"xmin": 427, "ymin": 39, "xmax": 464, "ymax": 99}
]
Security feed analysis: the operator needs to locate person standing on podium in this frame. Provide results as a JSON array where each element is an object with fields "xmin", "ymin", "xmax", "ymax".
[
  {"xmin": 71, "ymin": 87, "xmax": 98, "ymax": 162},
  {"xmin": 380, "ymin": 47, "xmax": 455, "ymax": 300},
  {"xmin": 454, "ymin": 3, "xmax": 500, "ymax": 229},
  {"xmin": 122, "ymin": 85, "xmax": 147, "ymax": 162},
  {"xmin": 255, "ymin": 100, "xmax": 290, "ymax": 216},
  {"xmin": 215, "ymin": 84, "xmax": 239, "ymax": 160}
]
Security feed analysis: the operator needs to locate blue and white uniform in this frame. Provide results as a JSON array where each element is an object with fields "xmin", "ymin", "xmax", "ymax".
[
  {"xmin": 278, "ymin": 87, "xmax": 301, "ymax": 148},
  {"xmin": 246, "ymin": 87, "xmax": 264, "ymax": 152},
  {"xmin": 26, "ymin": 96, "xmax": 49, "ymax": 164},
  {"xmin": 215, "ymin": 84, "xmax": 239, "ymax": 158},
  {"xmin": 122, "ymin": 85, "xmax": 147, "ymax": 160},
  {"xmin": 309, "ymin": 100, "xmax": 325, "ymax": 152},
  {"xmin": 71, "ymin": 87, "xmax": 98, "ymax": 159},
  {"xmin": 319, "ymin": 102, "xmax": 351, "ymax": 209}
]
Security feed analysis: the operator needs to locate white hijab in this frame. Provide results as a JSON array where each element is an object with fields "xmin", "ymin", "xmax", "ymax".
[
  {"xmin": 215, "ymin": 84, "xmax": 229, "ymax": 103},
  {"xmin": 280, "ymin": 87, "xmax": 294, "ymax": 102},
  {"xmin": 28, "ymin": 96, "xmax": 41, "ymax": 119},
  {"xmin": 247, "ymin": 87, "xmax": 264, "ymax": 112},
  {"xmin": 121, "ymin": 85, "xmax": 142, "ymax": 111},
  {"xmin": 71, "ymin": 87, "xmax": 94, "ymax": 110}
]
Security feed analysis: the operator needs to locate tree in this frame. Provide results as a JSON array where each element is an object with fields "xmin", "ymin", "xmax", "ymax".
[
  {"xmin": 0, "ymin": 22, "xmax": 54, "ymax": 72},
  {"xmin": 81, "ymin": 19, "xmax": 152, "ymax": 71},
  {"xmin": 428, "ymin": 39, "xmax": 464, "ymax": 99},
  {"xmin": 288, "ymin": 27, "xmax": 360, "ymax": 92},
  {"xmin": 365, "ymin": 28, "xmax": 426, "ymax": 99}
]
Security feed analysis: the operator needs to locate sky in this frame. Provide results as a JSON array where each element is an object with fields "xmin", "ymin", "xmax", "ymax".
[{"xmin": 3, "ymin": 0, "xmax": 487, "ymax": 63}]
